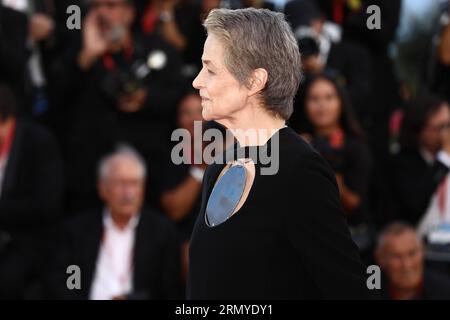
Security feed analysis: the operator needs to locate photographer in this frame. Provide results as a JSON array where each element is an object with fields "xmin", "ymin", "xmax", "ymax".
[
  {"xmin": 52, "ymin": 0, "xmax": 184, "ymax": 213},
  {"xmin": 300, "ymin": 73, "xmax": 373, "ymax": 259}
]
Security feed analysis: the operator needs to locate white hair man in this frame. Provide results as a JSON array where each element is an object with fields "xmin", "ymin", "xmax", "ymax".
[{"xmin": 48, "ymin": 145, "xmax": 182, "ymax": 300}]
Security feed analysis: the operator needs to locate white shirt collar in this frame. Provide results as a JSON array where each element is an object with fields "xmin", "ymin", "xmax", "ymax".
[{"xmin": 102, "ymin": 208, "xmax": 140, "ymax": 231}]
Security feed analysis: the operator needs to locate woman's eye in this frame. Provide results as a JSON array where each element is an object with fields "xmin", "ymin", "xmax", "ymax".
[{"xmin": 207, "ymin": 69, "xmax": 215, "ymax": 75}]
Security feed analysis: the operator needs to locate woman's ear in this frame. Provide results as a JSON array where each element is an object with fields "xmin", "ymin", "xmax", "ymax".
[{"xmin": 248, "ymin": 68, "xmax": 268, "ymax": 97}]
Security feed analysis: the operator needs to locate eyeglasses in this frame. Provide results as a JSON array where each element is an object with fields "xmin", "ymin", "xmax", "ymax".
[{"xmin": 205, "ymin": 161, "xmax": 247, "ymax": 227}]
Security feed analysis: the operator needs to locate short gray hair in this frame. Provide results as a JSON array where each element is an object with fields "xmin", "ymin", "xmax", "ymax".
[
  {"xmin": 204, "ymin": 8, "xmax": 302, "ymax": 120},
  {"xmin": 98, "ymin": 144, "xmax": 147, "ymax": 181},
  {"xmin": 376, "ymin": 221, "xmax": 421, "ymax": 250}
]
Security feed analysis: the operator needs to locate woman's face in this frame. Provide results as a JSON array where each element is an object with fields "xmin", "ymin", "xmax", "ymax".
[
  {"xmin": 192, "ymin": 34, "xmax": 250, "ymax": 125},
  {"xmin": 305, "ymin": 79, "xmax": 342, "ymax": 130}
]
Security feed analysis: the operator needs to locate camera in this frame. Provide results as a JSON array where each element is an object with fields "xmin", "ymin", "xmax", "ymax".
[{"xmin": 100, "ymin": 49, "xmax": 167, "ymax": 101}]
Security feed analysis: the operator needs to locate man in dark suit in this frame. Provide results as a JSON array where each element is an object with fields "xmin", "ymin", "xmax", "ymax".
[
  {"xmin": 390, "ymin": 95, "xmax": 450, "ymax": 226},
  {"xmin": 46, "ymin": 145, "xmax": 182, "ymax": 300},
  {"xmin": 376, "ymin": 221, "xmax": 450, "ymax": 300},
  {"xmin": 0, "ymin": 84, "xmax": 64, "ymax": 299}
]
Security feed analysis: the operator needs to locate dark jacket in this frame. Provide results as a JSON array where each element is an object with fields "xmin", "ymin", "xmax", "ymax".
[
  {"xmin": 0, "ymin": 119, "xmax": 63, "ymax": 246},
  {"xmin": 390, "ymin": 149, "xmax": 449, "ymax": 225},
  {"xmin": 0, "ymin": 119, "xmax": 63, "ymax": 298}
]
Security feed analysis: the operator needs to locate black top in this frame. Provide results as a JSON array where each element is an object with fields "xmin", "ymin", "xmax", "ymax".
[{"xmin": 187, "ymin": 126, "xmax": 373, "ymax": 299}]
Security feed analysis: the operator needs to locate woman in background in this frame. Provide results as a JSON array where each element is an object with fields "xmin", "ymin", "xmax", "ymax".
[{"xmin": 300, "ymin": 73, "xmax": 373, "ymax": 258}]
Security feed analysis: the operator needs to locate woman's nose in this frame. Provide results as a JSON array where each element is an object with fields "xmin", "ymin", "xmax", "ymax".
[{"xmin": 192, "ymin": 69, "xmax": 205, "ymax": 90}]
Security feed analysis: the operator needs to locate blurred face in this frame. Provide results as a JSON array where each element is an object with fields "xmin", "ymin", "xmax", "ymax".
[
  {"xmin": 99, "ymin": 157, "xmax": 145, "ymax": 219},
  {"xmin": 202, "ymin": 0, "xmax": 221, "ymax": 13},
  {"xmin": 419, "ymin": 103, "xmax": 450, "ymax": 154},
  {"xmin": 377, "ymin": 231, "xmax": 424, "ymax": 292},
  {"xmin": 305, "ymin": 79, "xmax": 342, "ymax": 131},
  {"xmin": 177, "ymin": 94, "xmax": 203, "ymax": 135},
  {"xmin": 310, "ymin": 18, "xmax": 324, "ymax": 35},
  {"xmin": 303, "ymin": 54, "xmax": 324, "ymax": 74},
  {"xmin": 91, "ymin": 0, "xmax": 134, "ymax": 35},
  {"xmin": 192, "ymin": 34, "xmax": 250, "ymax": 125}
]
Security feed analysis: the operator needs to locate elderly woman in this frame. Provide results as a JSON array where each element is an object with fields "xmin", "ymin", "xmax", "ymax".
[{"xmin": 187, "ymin": 8, "xmax": 372, "ymax": 299}]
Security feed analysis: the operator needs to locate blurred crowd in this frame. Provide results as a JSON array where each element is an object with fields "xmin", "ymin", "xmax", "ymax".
[{"xmin": 1, "ymin": 0, "xmax": 450, "ymax": 300}]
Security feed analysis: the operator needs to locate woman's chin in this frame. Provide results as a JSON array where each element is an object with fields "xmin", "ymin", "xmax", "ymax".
[
  {"xmin": 201, "ymin": 108, "xmax": 228, "ymax": 125},
  {"xmin": 201, "ymin": 113, "xmax": 212, "ymax": 121},
  {"xmin": 201, "ymin": 109, "xmax": 214, "ymax": 121}
]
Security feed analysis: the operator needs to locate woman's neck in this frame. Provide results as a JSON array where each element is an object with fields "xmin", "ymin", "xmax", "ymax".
[{"xmin": 218, "ymin": 105, "xmax": 286, "ymax": 147}]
